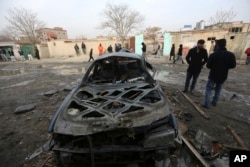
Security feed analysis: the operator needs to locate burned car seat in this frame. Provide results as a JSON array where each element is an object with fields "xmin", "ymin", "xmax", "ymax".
[
  {"xmin": 127, "ymin": 61, "xmax": 141, "ymax": 79},
  {"xmin": 101, "ymin": 62, "xmax": 114, "ymax": 81}
]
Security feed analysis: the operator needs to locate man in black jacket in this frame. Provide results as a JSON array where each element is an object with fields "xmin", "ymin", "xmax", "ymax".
[
  {"xmin": 141, "ymin": 42, "xmax": 147, "ymax": 60},
  {"xmin": 203, "ymin": 39, "xmax": 236, "ymax": 108},
  {"xmin": 183, "ymin": 39, "xmax": 208, "ymax": 93}
]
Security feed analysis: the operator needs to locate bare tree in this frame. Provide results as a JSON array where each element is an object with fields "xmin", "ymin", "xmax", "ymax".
[
  {"xmin": 144, "ymin": 26, "xmax": 162, "ymax": 44},
  {"xmin": 208, "ymin": 8, "xmax": 237, "ymax": 24},
  {"xmin": 100, "ymin": 2, "xmax": 144, "ymax": 45},
  {"xmin": 0, "ymin": 27, "xmax": 19, "ymax": 42},
  {"xmin": 5, "ymin": 8, "xmax": 45, "ymax": 44}
]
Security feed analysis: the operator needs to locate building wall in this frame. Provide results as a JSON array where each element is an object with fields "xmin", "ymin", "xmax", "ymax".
[
  {"xmin": 36, "ymin": 27, "xmax": 68, "ymax": 42},
  {"xmin": 37, "ymin": 44, "xmax": 50, "ymax": 58},
  {"xmin": 226, "ymin": 32, "xmax": 250, "ymax": 61},
  {"xmin": 42, "ymin": 22, "xmax": 250, "ymax": 61},
  {"xmin": 0, "ymin": 42, "xmax": 22, "ymax": 60},
  {"xmin": 168, "ymin": 29, "xmax": 250, "ymax": 61},
  {"xmin": 47, "ymin": 39, "xmax": 117, "ymax": 60}
]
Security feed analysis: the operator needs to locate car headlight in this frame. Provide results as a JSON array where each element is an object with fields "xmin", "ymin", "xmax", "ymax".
[{"xmin": 143, "ymin": 128, "xmax": 176, "ymax": 148}]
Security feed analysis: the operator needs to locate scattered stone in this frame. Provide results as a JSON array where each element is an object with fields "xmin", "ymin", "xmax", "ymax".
[
  {"xmin": 183, "ymin": 112, "xmax": 193, "ymax": 122},
  {"xmin": 210, "ymin": 156, "xmax": 229, "ymax": 167},
  {"xmin": 14, "ymin": 104, "xmax": 36, "ymax": 114},
  {"xmin": 0, "ymin": 112, "xmax": 3, "ymax": 116},
  {"xmin": 230, "ymin": 93, "xmax": 237, "ymax": 100},
  {"xmin": 44, "ymin": 90, "xmax": 58, "ymax": 96},
  {"xmin": 63, "ymin": 85, "xmax": 73, "ymax": 91}
]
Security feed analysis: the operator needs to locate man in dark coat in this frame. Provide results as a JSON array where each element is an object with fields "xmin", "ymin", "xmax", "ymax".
[
  {"xmin": 81, "ymin": 42, "xmax": 86, "ymax": 54},
  {"xmin": 107, "ymin": 45, "xmax": 113, "ymax": 53},
  {"xmin": 35, "ymin": 47, "xmax": 40, "ymax": 60},
  {"xmin": 169, "ymin": 44, "xmax": 175, "ymax": 61},
  {"xmin": 203, "ymin": 39, "xmax": 236, "ymax": 108},
  {"xmin": 183, "ymin": 39, "xmax": 208, "ymax": 93},
  {"xmin": 141, "ymin": 42, "xmax": 147, "ymax": 60},
  {"xmin": 88, "ymin": 48, "xmax": 94, "ymax": 62}
]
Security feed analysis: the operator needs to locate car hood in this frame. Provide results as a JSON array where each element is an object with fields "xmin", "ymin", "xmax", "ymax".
[{"xmin": 51, "ymin": 81, "xmax": 173, "ymax": 135}]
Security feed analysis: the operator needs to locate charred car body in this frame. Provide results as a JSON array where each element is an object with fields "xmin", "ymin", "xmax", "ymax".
[{"xmin": 48, "ymin": 51, "xmax": 181, "ymax": 167}]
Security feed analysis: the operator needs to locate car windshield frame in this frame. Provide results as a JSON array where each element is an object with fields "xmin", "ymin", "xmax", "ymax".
[{"xmin": 82, "ymin": 54, "xmax": 155, "ymax": 85}]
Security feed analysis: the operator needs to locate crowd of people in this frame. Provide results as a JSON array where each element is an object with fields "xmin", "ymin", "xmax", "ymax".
[
  {"xmin": 171, "ymin": 39, "xmax": 237, "ymax": 109},
  {"xmin": 139, "ymin": 39, "xmax": 243, "ymax": 109},
  {"xmin": 1, "ymin": 40, "xmax": 248, "ymax": 110},
  {"xmin": 0, "ymin": 47, "xmax": 40, "ymax": 62},
  {"xmin": 75, "ymin": 39, "xmax": 244, "ymax": 110}
]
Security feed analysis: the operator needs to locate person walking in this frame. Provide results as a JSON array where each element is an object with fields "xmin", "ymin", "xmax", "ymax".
[
  {"xmin": 183, "ymin": 39, "xmax": 208, "ymax": 93},
  {"xmin": 141, "ymin": 42, "xmax": 147, "ymax": 61},
  {"xmin": 88, "ymin": 48, "xmax": 94, "ymax": 62},
  {"xmin": 245, "ymin": 47, "xmax": 250, "ymax": 65},
  {"xmin": 169, "ymin": 44, "xmax": 175, "ymax": 61},
  {"xmin": 98, "ymin": 43, "xmax": 104, "ymax": 56},
  {"xmin": 81, "ymin": 42, "xmax": 86, "ymax": 54},
  {"xmin": 173, "ymin": 44, "xmax": 184, "ymax": 64},
  {"xmin": 203, "ymin": 39, "xmax": 236, "ymax": 109}
]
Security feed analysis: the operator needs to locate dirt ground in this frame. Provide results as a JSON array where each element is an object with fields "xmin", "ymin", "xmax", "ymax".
[{"xmin": 0, "ymin": 55, "xmax": 249, "ymax": 167}]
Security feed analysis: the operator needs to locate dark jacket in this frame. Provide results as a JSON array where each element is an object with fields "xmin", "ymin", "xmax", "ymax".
[
  {"xmin": 177, "ymin": 46, "xmax": 182, "ymax": 55},
  {"xmin": 81, "ymin": 42, "xmax": 86, "ymax": 49},
  {"xmin": 142, "ymin": 43, "xmax": 146, "ymax": 52},
  {"xmin": 170, "ymin": 45, "xmax": 175, "ymax": 56},
  {"xmin": 107, "ymin": 45, "xmax": 113, "ymax": 53},
  {"xmin": 206, "ymin": 48, "xmax": 236, "ymax": 83},
  {"xmin": 186, "ymin": 47, "xmax": 208, "ymax": 73}
]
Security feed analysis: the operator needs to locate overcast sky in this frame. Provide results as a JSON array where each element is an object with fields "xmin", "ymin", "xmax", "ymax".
[{"xmin": 0, "ymin": 0, "xmax": 249, "ymax": 39}]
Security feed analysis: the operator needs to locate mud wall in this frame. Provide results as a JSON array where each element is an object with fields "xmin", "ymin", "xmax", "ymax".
[
  {"xmin": 47, "ymin": 39, "xmax": 118, "ymax": 59},
  {"xmin": 168, "ymin": 30, "xmax": 250, "ymax": 62}
]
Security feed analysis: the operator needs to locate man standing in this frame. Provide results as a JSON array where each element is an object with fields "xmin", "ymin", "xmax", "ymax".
[
  {"xmin": 0, "ymin": 49, "xmax": 8, "ymax": 61},
  {"xmin": 8, "ymin": 49, "xmax": 16, "ymax": 61},
  {"xmin": 18, "ymin": 48, "xmax": 25, "ymax": 61},
  {"xmin": 169, "ymin": 44, "xmax": 175, "ymax": 61},
  {"xmin": 141, "ymin": 42, "xmax": 147, "ymax": 60},
  {"xmin": 203, "ymin": 39, "xmax": 236, "ymax": 108},
  {"xmin": 245, "ymin": 47, "xmax": 250, "ymax": 65},
  {"xmin": 35, "ymin": 47, "xmax": 40, "ymax": 60},
  {"xmin": 27, "ymin": 48, "xmax": 33, "ymax": 60},
  {"xmin": 107, "ymin": 45, "xmax": 113, "ymax": 53},
  {"xmin": 183, "ymin": 39, "xmax": 208, "ymax": 93},
  {"xmin": 74, "ymin": 44, "xmax": 80, "ymax": 56},
  {"xmin": 209, "ymin": 40, "xmax": 215, "ymax": 55},
  {"xmin": 81, "ymin": 42, "xmax": 86, "ymax": 54},
  {"xmin": 98, "ymin": 43, "xmax": 104, "ymax": 56},
  {"xmin": 155, "ymin": 43, "xmax": 161, "ymax": 58}
]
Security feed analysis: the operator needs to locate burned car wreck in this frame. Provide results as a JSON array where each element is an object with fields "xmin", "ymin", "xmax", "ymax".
[{"xmin": 47, "ymin": 51, "xmax": 181, "ymax": 167}]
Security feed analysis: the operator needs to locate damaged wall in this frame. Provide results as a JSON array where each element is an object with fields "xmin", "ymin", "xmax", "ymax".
[{"xmin": 167, "ymin": 30, "xmax": 250, "ymax": 62}]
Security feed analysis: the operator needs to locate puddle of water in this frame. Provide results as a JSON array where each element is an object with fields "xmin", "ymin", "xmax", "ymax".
[
  {"xmin": 0, "ymin": 69, "xmax": 27, "ymax": 76},
  {"xmin": 154, "ymin": 71, "xmax": 183, "ymax": 85},
  {"xmin": 52, "ymin": 65, "xmax": 71, "ymax": 70},
  {"xmin": 0, "ymin": 80, "xmax": 35, "ymax": 90},
  {"xmin": 39, "ymin": 65, "xmax": 87, "ymax": 75},
  {"xmin": 55, "ymin": 67, "xmax": 86, "ymax": 75}
]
